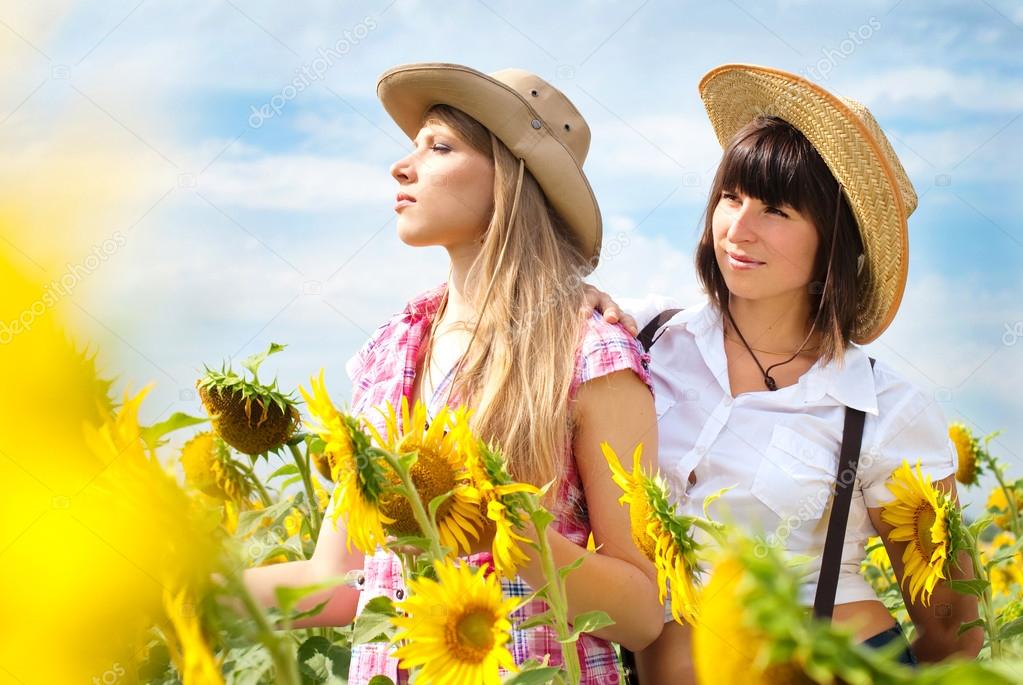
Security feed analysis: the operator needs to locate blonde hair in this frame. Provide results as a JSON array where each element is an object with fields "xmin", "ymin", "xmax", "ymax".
[{"xmin": 424, "ymin": 105, "xmax": 590, "ymax": 494}]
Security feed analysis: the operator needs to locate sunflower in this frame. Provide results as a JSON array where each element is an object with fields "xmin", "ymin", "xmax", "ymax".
[
  {"xmin": 864, "ymin": 535, "xmax": 892, "ymax": 570},
  {"xmin": 880, "ymin": 460, "xmax": 954, "ymax": 606},
  {"xmin": 391, "ymin": 559, "xmax": 519, "ymax": 685},
  {"xmin": 981, "ymin": 532, "xmax": 1023, "ymax": 599},
  {"xmin": 949, "ymin": 423, "xmax": 981, "ymax": 486},
  {"xmin": 456, "ymin": 421, "xmax": 539, "ymax": 577},
  {"xmin": 987, "ymin": 486, "xmax": 1023, "ymax": 531},
  {"xmin": 860, "ymin": 535, "xmax": 895, "ymax": 594},
  {"xmin": 161, "ymin": 586, "xmax": 224, "ymax": 685},
  {"xmin": 180, "ymin": 432, "xmax": 252, "ymax": 502},
  {"xmin": 692, "ymin": 555, "xmax": 812, "ymax": 685},
  {"xmin": 369, "ymin": 399, "xmax": 484, "ymax": 555},
  {"xmin": 301, "ymin": 369, "xmax": 355, "ymax": 482},
  {"xmin": 602, "ymin": 442, "xmax": 702, "ymax": 624},
  {"xmin": 300, "ymin": 371, "xmax": 393, "ymax": 554}
]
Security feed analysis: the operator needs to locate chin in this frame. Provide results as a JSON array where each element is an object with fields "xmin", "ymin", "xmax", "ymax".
[{"xmin": 395, "ymin": 222, "xmax": 435, "ymax": 248}]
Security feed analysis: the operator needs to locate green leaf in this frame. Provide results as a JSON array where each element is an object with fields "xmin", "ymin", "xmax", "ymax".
[
  {"xmin": 999, "ymin": 616, "xmax": 1023, "ymax": 639},
  {"xmin": 139, "ymin": 412, "xmax": 208, "ymax": 449},
  {"xmin": 367, "ymin": 677, "xmax": 396, "ymax": 685},
  {"xmin": 428, "ymin": 490, "xmax": 454, "ymax": 524},
  {"xmin": 514, "ymin": 609, "xmax": 553, "ymax": 631},
  {"xmin": 352, "ymin": 595, "xmax": 397, "ymax": 645},
  {"xmin": 268, "ymin": 464, "xmax": 301, "ymax": 481},
  {"xmin": 569, "ymin": 609, "xmax": 615, "ymax": 635},
  {"xmin": 956, "ymin": 617, "xmax": 986, "ymax": 636},
  {"xmin": 967, "ymin": 515, "xmax": 993, "ymax": 539},
  {"xmin": 948, "ymin": 579, "xmax": 990, "ymax": 597},
  {"xmin": 290, "ymin": 599, "xmax": 330, "ymax": 622},
  {"xmin": 501, "ymin": 667, "xmax": 562, "ymax": 685},
  {"xmin": 298, "ymin": 635, "xmax": 350, "ymax": 685},
  {"xmin": 558, "ymin": 553, "xmax": 587, "ymax": 580},
  {"xmin": 530, "ymin": 508, "xmax": 554, "ymax": 531},
  {"xmin": 385, "ymin": 535, "xmax": 432, "ymax": 551},
  {"xmin": 236, "ymin": 497, "xmax": 293, "ymax": 537},
  {"xmin": 241, "ymin": 342, "xmax": 287, "ymax": 379}
]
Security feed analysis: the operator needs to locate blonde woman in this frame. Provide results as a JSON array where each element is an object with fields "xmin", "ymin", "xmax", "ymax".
[
  {"xmin": 592, "ymin": 65, "xmax": 981, "ymax": 683},
  {"xmin": 244, "ymin": 63, "xmax": 662, "ymax": 684}
]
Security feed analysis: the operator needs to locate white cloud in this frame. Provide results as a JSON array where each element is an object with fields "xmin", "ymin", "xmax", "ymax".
[
  {"xmin": 197, "ymin": 152, "xmax": 393, "ymax": 211},
  {"xmin": 844, "ymin": 67, "xmax": 1023, "ymax": 113}
]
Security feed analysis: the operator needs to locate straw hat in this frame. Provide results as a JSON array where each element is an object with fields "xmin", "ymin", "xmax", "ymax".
[
  {"xmin": 377, "ymin": 63, "xmax": 602, "ymax": 268},
  {"xmin": 699, "ymin": 64, "xmax": 917, "ymax": 344}
]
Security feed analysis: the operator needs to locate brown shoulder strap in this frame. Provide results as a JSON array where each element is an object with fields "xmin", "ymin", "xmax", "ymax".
[
  {"xmin": 813, "ymin": 357, "xmax": 876, "ymax": 620},
  {"xmin": 637, "ymin": 308, "xmax": 683, "ymax": 352}
]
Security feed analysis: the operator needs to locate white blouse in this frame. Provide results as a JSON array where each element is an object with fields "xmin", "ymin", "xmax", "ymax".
[{"xmin": 623, "ymin": 297, "xmax": 958, "ymax": 606}]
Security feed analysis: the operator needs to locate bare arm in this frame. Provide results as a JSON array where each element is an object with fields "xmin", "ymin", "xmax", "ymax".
[
  {"xmin": 242, "ymin": 497, "xmax": 364, "ymax": 629},
  {"xmin": 516, "ymin": 369, "xmax": 663, "ymax": 652},
  {"xmin": 867, "ymin": 475, "xmax": 983, "ymax": 662}
]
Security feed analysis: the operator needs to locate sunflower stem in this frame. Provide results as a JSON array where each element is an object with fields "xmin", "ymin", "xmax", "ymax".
[
  {"xmin": 990, "ymin": 464, "xmax": 1021, "ymax": 538},
  {"xmin": 528, "ymin": 506, "xmax": 582, "ymax": 684},
  {"xmin": 378, "ymin": 448, "xmax": 447, "ymax": 562},
  {"xmin": 962, "ymin": 526, "xmax": 1001, "ymax": 658},
  {"xmin": 225, "ymin": 568, "xmax": 302, "ymax": 685},
  {"xmin": 237, "ymin": 459, "xmax": 274, "ymax": 507},
  {"xmin": 289, "ymin": 443, "xmax": 322, "ymax": 536}
]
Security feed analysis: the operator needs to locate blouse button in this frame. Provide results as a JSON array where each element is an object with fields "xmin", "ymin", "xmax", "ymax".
[
  {"xmin": 695, "ymin": 445, "xmax": 707, "ymax": 456},
  {"xmin": 395, "ymin": 588, "xmax": 405, "ymax": 600},
  {"xmin": 608, "ymin": 672, "xmax": 619, "ymax": 683}
]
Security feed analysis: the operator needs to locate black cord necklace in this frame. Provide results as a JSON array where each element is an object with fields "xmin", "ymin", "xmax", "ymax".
[{"xmin": 724, "ymin": 306, "xmax": 811, "ymax": 392}]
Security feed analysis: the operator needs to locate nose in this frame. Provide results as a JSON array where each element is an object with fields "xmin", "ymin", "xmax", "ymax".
[
  {"xmin": 725, "ymin": 199, "xmax": 757, "ymax": 244},
  {"xmin": 390, "ymin": 151, "xmax": 416, "ymax": 185}
]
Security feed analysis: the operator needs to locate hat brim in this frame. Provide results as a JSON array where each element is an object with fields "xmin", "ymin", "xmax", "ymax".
[
  {"xmin": 377, "ymin": 63, "xmax": 602, "ymax": 267},
  {"xmin": 699, "ymin": 64, "xmax": 909, "ymax": 344}
]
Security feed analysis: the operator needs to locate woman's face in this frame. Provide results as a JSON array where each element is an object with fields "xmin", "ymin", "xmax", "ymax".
[
  {"xmin": 390, "ymin": 121, "xmax": 495, "ymax": 251},
  {"xmin": 711, "ymin": 188, "xmax": 820, "ymax": 303}
]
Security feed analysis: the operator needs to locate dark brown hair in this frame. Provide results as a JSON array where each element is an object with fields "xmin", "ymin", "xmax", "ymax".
[{"xmin": 695, "ymin": 116, "xmax": 867, "ymax": 364}]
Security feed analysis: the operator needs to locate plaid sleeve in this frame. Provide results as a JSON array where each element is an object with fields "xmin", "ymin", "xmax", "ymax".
[
  {"xmin": 344, "ymin": 320, "xmax": 392, "ymax": 383},
  {"xmin": 572, "ymin": 312, "xmax": 652, "ymax": 394}
]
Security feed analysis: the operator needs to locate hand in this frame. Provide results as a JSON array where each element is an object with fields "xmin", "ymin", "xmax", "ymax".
[{"xmin": 581, "ymin": 284, "xmax": 638, "ymax": 336}]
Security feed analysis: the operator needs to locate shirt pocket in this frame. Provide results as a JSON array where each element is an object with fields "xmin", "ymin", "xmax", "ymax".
[{"xmin": 751, "ymin": 424, "xmax": 839, "ymax": 522}]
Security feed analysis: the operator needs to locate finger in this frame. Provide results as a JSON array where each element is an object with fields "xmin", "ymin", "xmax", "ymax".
[
  {"xmin": 620, "ymin": 313, "xmax": 639, "ymax": 337},
  {"xmin": 601, "ymin": 305, "xmax": 620, "ymax": 324}
]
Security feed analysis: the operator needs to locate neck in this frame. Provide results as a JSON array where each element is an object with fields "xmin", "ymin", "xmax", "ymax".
[
  {"xmin": 724, "ymin": 292, "xmax": 818, "ymax": 354},
  {"xmin": 443, "ymin": 242, "xmax": 481, "ymax": 325}
]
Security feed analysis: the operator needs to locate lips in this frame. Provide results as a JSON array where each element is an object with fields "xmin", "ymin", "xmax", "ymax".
[
  {"xmin": 727, "ymin": 251, "xmax": 764, "ymax": 265},
  {"xmin": 725, "ymin": 251, "xmax": 766, "ymax": 271},
  {"xmin": 394, "ymin": 192, "xmax": 416, "ymax": 211}
]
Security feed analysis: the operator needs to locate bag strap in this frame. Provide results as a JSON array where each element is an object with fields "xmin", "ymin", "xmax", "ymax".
[
  {"xmin": 812, "ymin": 356, "xmax": 877, "ymax": 620},
  {"xmin": 621, "ymin": 307, "xmax": 683, "ymax": 685},
  {"xmin": 637, "ymin": 308, "xmax": 683, "ymax": 352}
]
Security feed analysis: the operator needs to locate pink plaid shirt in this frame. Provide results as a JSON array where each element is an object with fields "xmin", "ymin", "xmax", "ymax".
[{"xmin": 345, "ymin": 284, "xmax": 651, "ymax": 685}]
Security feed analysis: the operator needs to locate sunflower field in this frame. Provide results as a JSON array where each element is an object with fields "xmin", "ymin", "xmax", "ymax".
[{"xmin": 4, "ymin": 192, "xmax": 1023, "ymax": 685}]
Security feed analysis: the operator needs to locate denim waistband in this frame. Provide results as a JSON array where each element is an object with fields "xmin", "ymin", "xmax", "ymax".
[{"xmin": 861, "ymin": 623, "xmax": 917, "ymax": 667}]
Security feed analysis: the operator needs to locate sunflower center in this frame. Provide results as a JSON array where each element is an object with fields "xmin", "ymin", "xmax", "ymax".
[
  {"xmin": 914, "ymin": 505, "xmax": 938, "ymax": 558},
  {"xmin": 381, "ymin": 440, "xmax": 458, "ymax": 536},
  {"xmin": 448, "ymin": 608, "xmax": 495, "ymax": 662}
]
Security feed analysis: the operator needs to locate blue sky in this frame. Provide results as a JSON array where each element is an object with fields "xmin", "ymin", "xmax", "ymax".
[{"xmin": 4, "ymin": 0, "xmax": 1022, "ymax": 506}]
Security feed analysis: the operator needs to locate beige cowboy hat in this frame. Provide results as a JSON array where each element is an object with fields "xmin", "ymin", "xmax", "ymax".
[
  {"xmin": 699, "ymin": 63, "xmax": 917, "ymax": 344},
  {"xmin": 377, "ymin": 62, "xmax": 602, "ymax": 269}
]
